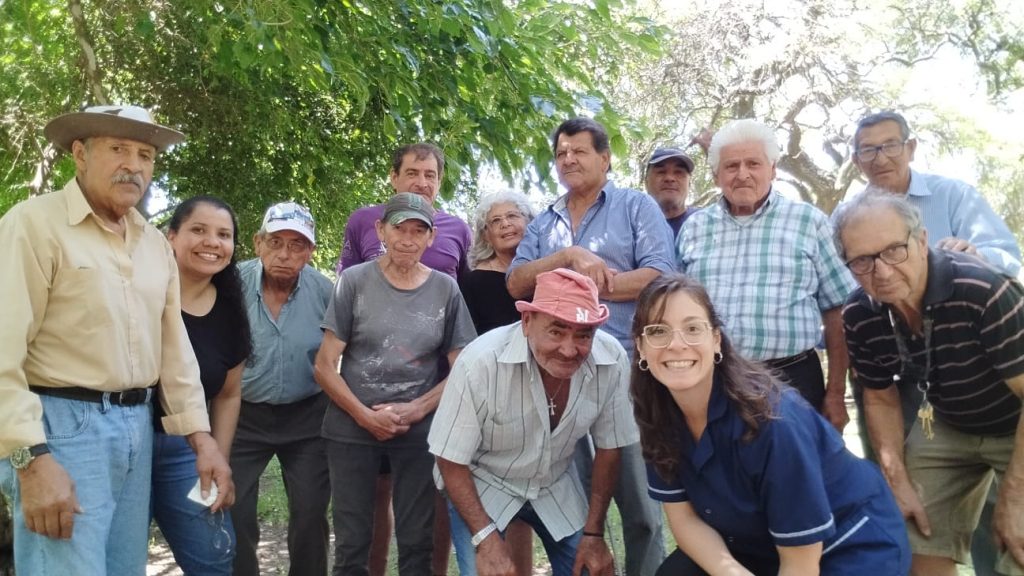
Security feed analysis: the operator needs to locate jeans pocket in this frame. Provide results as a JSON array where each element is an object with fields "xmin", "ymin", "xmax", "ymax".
[{"xmin": 40, "ymin": 396, "xmax": 92, "ymax": 440}]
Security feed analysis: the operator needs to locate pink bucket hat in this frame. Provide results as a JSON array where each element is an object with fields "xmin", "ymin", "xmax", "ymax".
[{"xmin": 515, "ymin": 268, "xmax": 610, "ymax": 326}]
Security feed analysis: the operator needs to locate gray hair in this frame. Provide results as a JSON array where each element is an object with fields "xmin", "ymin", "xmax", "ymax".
[
  {"xmin": 708, "ymin": 119, "xmax": 781, "ymax": 174},
  {"xmin": 853, "ymin": 111, "xmax": 912, "ymax": 150},
  {"xmin": 832, "ymin": 187, "xmax": 925, "ymax": 260},
  {"xmin": 469, "ymin": 190, "xmax": 537, "ymax": 268}
]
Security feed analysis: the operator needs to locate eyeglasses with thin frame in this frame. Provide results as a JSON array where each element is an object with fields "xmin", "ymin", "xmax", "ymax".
[
  {"xmin": 263, "ymin": 236, "xmax": 311, "ymax": 254},
  {"xmin": 855, "ymin": 140, "xmax": 908, "ymax": 163},
  {"xmin": 845, "ymin": 232, "xmax": 913, "ymax": 275},
  {"xmin": 486, "ymin": 211, "xmax": 525, "ymax": 229},
  {"xmin": 641, "ymin": 321, "xmax": 712, "ymax": 348}
]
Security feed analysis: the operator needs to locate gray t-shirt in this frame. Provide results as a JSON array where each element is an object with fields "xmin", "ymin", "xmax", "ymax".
[{"xmin": 321, "ymin": 261, "xmax": 477, "ymax": 445}]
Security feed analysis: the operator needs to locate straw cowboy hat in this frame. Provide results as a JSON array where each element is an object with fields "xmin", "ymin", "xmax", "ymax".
[{"xmin": 44, "ymin": 105, "xmax": 185, "ymax": 152}]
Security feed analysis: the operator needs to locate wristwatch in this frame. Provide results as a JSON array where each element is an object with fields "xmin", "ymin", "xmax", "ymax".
[
  {"xmin": 10, "ymin": 444, "xmax": 50, "ymax": 471},
  {"xmin": 471, "ymin": 522, "xmax": 498, "ymax": 549}
]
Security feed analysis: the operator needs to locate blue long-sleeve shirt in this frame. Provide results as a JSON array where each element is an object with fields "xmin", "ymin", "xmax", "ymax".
[{"xmin": 509, "ymin": 181, "xmax": 676, "ymax": 355}]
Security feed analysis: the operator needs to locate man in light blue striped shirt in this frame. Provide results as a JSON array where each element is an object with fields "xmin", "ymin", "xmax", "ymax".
[
  {"xmin": 677, "ymin": 119, "xmax": 857, "ymax": 431},
  {"xmin": 850, "ymin": 110, "xmax": 1021, "ymax": 278},
  {"xmin": 509, "ymin": 117, "xmax": 672, "ymax": 575}
]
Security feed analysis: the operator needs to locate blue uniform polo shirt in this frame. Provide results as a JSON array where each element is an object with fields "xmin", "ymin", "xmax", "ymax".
[{"xmin": 647, "ymin": 379, "xmax": 907, "ymax": 571}]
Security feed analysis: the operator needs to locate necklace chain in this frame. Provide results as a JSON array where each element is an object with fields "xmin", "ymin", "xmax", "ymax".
[{"xmin": 546, "ymin": 378, "xmax": 570, "ymax": 417}]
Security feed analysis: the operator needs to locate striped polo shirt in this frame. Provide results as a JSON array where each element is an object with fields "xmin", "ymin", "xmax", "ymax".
[{"xmin": 843, "ymin": 249, "xmax": 1024, "ymax": 436}]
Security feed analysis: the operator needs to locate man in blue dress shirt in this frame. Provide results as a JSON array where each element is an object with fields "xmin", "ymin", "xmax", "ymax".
[
  {"xmin": 852, "ymin": 110, "xmax": 1020, "ymax": 277},
  {"xmin": 508, "ymin": 117, "xmax": 675, "ymax": 575}
]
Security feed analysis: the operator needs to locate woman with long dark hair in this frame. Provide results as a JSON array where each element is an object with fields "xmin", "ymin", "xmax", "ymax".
[
  {"xmin": 153, "ymin": 195, "xmax": 252, "ymax": 575},
  {"xmin": 631, "ymin": 274, "xmax": 909, "ymax": 575}
]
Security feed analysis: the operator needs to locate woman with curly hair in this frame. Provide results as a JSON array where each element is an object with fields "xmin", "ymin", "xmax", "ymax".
[{"xmin": 631, "ymin": 274, "xmax": 908, "ymax": 575}]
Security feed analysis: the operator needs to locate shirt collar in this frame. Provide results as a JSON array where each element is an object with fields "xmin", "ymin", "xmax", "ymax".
[
  {"xmin": 716, "ymin": 187, "xmax": 778, "ymax": 220},
  {"xmin": 707, "ymin": 373, "xmax": 729, "ymax": 423},
  {"xmin": 64, "ymin": 179, "xmax": 93, "ymax": 225},
  {"xmin": 63, "ymin": 178, "xmax": 147, "ymax": 236},
  {"xmin": 921, "ymin": 248, "xmax": 954, "ymax": 307},
  {"xmin": 905, "ymin": 169, "xmax": 929, "ymax": 198},
  {"xmin": 550, "ymin": 181, "xmax": 612, "ymax": 213}
]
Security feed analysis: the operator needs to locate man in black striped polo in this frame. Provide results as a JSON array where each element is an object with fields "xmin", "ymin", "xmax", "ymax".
[{"xmin": 834, "ymin": 189, "xmax": 1024, "ymax": 576}]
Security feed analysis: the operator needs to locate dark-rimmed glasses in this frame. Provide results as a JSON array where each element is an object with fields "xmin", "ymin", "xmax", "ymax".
[
  {"xmin": 845, "ymin": 233, "xmax": 912, "ymax": 275},
  {"xmin": 855, "ymin": 140, "xmax": 908, "ymax": 163},
  {"xmin": 641, "ymin": 322, "xmax": 711, "ymax": 348}
]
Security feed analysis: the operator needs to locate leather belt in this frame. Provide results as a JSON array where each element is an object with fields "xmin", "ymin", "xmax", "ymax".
[
  {"xmin": 30, "ymin": 385, "xmax": 155, "ymax": 406},
  {"xmin": 765, "ymin": 349, "xmax": 816, "ymax": 370}
]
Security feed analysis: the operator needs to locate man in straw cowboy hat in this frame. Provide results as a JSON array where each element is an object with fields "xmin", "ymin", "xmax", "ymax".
[
  {"xmin": 430, "ymin": 268, "xmax": 639, "ymax": 576},
  {"xmin": 0, "ymin": 105, "xmax": 230, "ymax": 575}
]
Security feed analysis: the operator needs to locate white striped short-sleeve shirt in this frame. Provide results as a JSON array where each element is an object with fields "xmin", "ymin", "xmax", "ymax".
[{"xmin": 428, "ymin": 323, "xmax": 639, "ymax": 540}]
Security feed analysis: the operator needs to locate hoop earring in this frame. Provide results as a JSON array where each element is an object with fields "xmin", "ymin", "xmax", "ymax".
[
  {"xmin": 713, "ymin": 352, "xmax": 723, "ymax": 364},
  {"xmin": 638, "ymin": 358, "xmax": 649, "ymax": 371}
]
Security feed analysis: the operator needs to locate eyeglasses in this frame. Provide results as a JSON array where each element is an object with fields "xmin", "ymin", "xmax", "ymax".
[
  {"xmin": 206, "ymin": 509, "xmax": 233, "ymax": 559},
  {"xmin": 641, "ymin": 322, "xmax": 711, "ymax": 348},
  {"xmin": 263, "ymin": 236, "xmax": 311, "ymax": 254},
  {"xmin": 845, "ymin": 234, "xmax": 912, "ymax": 275},
  {"xmin": 486, "ymin": 211, "xmax": 525, "ymax": 229},
  {"xmin": 855, "ymin": 140, "xmax": 908, "ymax": 163}
]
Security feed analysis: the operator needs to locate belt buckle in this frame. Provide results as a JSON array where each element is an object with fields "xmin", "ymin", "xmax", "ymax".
[{"xmin": 119, "ymin": 388, "xmax": 145, "ymax": 405}]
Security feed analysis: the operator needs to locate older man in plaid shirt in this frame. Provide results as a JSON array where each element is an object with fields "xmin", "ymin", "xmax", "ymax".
[{"xmin": 676, "ymin": 118, "xmax": 857, "ymax": 431}]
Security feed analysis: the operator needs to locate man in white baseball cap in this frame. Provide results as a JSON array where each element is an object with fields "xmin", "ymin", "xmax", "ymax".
[
  {"xmin": 0, "ymin": 104, "xmax": 229, "ymax": 575},
  {"xmin": 231, "ymin": 200, "xmax": 334, "ymax": 575}
]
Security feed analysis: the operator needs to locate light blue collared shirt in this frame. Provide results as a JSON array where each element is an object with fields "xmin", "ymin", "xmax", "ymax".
[
  {"xmin": 902, "ymin": 169, "xmax": 1021, "ymax": 277},
  {"xmin": 239, "ymin": 259, "xmax": 332, "ymax": 404},
  {"xmin": 509, "ymin": 181, "xmax": 676, "ymax": 355}
]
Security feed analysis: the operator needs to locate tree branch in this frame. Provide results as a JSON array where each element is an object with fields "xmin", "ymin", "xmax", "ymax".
[{"xmin": 68, "ymin": 0, "xmax": 107, "ymax": 105}]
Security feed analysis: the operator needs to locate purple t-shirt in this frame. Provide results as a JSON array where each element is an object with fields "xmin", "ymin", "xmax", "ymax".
[{"xmin": 335, "ymin": 203, "xmax": 472, "ymax": 280}]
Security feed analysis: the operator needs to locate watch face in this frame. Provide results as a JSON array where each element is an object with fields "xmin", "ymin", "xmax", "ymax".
[{"xmin": 10, "ymin": 447, "xmax": 31, "ymax": 470}]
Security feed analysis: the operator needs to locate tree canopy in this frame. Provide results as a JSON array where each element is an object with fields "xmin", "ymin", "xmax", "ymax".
[
  {"xmin": 2, "ymin": 0, "xmax": 1022, "ymax": 263},
  {"xmin": 612, "ymin": 0, "xmax": 1023, "ymax": 232},
  {"xmin": 0, "ymin": 0, "xmax": 660, "ymax": 267}
]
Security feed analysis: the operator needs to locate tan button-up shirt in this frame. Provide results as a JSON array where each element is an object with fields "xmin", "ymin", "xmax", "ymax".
[{"xmin": 0, "ymin": 179, "xmax": 210, "ymax": 457}]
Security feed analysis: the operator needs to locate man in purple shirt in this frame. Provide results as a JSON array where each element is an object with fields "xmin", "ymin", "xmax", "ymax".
[
  {"xmin": 333, "ymin": 142, "xmax": 471, "ymax": 576},
  {"xmin": 334, "ymin": 142, "xmax": 471, "ymax": 280}
]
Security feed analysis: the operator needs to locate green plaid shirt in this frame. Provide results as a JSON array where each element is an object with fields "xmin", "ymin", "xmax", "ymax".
[{"xmin": 677, "ymin": 190, "xmax": 856, "ymax": 360}]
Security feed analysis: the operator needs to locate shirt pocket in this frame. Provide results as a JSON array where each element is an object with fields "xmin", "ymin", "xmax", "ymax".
[{"xmin": 49, "ymin": 267, "xmax": 115, "ymax": 332}]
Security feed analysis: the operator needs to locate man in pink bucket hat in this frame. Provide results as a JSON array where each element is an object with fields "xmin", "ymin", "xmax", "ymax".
[{"xmin": 429, "ymin": 268, "xmax": 637, "ymax": 576}]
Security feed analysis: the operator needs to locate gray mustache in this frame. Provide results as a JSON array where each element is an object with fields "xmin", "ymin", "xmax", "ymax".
[{"xmin": 112, "ymin": 173, "xmax": 145, "ymax": 188}]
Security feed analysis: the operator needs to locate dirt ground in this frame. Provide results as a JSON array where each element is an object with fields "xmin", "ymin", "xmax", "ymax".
[{"xmin": 147, "ymin": 522, "xmax": 309, "ymax": 576}]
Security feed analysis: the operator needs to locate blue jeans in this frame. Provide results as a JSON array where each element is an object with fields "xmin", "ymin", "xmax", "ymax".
[
  {"xmin": 449, "ymin": 500, "xmax": 583, "ymax": 576},
  {"xmin": 152, "ymin": 432, "xmax": 235, "ymax": 575},
  {"xmin": 0, "ymin": 394, "xmax": 153, "ymax": 575}
]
